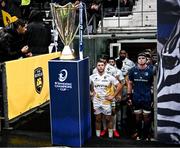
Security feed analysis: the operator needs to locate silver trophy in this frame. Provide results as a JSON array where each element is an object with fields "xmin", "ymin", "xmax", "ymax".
[{"xmin": 51, "ymin": 3, "xmax": 78, "ymax": 59}]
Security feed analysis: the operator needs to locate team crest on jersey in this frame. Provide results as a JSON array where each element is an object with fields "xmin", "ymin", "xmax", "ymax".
[{"xmin": 34, "ymin": 67, "xmax": 43, "ymax": 94}]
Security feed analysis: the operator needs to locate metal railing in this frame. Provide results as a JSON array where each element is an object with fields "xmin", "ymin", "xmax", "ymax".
[{"xmin": 87, "ymin": 0, "xmax": 157, "ymax": 34}]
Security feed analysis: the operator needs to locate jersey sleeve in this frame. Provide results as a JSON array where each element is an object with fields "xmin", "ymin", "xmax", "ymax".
[
  {"xmin": 117, "ymin": 70, "xmax": 125, "ymax": 81},
  {"xmin": 110, "ymin": 75, "xmax": 119, "ymax": 86}
]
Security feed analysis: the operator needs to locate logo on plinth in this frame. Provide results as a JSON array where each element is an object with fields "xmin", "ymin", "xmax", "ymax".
[
  {"xmin": 54, "ymin": 69, "xmax": 72, "ymax": 91},
  {"xmin": 58, "ymin": 69, "xmax": 68, "ymax": 82}
]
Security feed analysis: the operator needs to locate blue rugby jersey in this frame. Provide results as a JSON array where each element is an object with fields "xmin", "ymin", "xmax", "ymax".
[{"xmin": 128, "ymin": 65, "xmax": 153, "ymax": 102}]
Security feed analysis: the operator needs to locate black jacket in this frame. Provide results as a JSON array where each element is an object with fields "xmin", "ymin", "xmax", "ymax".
[
  {"xmin": 26, "ymin": 10, "xmax": 51, "ymax": 55},
  {"xmin": 26, "ymin": 21, "xmax": 51, "ymax": 55},
  {"xmin": 0, "ymin": 27, "xmax": 25, "ymax": 63}
]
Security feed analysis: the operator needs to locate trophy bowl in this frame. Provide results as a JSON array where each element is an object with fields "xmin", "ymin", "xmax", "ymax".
[{"xmin": 50, "ymin": 3, "xmax": 79, "ymax": 59}]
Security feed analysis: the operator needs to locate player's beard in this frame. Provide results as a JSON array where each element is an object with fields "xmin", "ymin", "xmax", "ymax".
[
  {"xmin": 138, "ymin": 59, "xmax": 146, "ymax": 66},
  {"xmin": 120, "ymin": 56, "xmax": 126, "ymax": 60},
  {"xmin": 98, "ymin": 68, "xmax": 105, "ymax": 75}
]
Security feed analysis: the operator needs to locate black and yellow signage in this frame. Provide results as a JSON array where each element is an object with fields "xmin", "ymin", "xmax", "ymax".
[
  {"xmin": 34, "ymin": 67, "xmax": 43, "ymax": 94},
  {"xmin": 1, "ymin": 10, "xmax": 18, "ymax": 27},
  {"xmin": 5, "ymin": 52, "xmax": 60, "ymax": 120}
]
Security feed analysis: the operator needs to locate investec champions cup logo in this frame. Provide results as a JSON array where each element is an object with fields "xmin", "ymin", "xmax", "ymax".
[
  {"xmin": 54, "ymin": 69, "xmax": 72, "ymax": 91},
  {"xmin": 34, "ymin": 67, "xmax": 43, "ymax": 94},
  {"xmin": 58, "ymin": 69, "xmax": 68, "ymax": 82}
]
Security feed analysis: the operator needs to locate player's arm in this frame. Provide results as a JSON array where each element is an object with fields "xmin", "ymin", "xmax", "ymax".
[
  {"xmin": 114, "ymin": 82, "xmax": 123, "ymax": 99},
  {"xmin": 90, "ymin": 80, "xmax": 96, "ymax": 98},
  {"xmin": 116, "ymin": 72, "xmax": 125, "ymax": 99},
  {"xmin": 127, "ymin": 79, "xmax": 133, "ymax": 94},
  {"xmin": 105, "ymin": 82, "xmax": 122, "ymax": 101},
  {"xmin": 127, "ymin": 79, "xmax": 133, "ymax": 105}
]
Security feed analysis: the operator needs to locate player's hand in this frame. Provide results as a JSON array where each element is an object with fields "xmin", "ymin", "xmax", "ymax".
[
  {"xmin": 90, "ymin": 91, "xmax": 96, "ymax": 98},
  {"xmin": 127, "ymin": 99, "xmax": 132, "ymax": 106},
  {"xmin": 105, "ymin": 95, "xmax": 114, "ymax": 101},
  {"xmin": 127, "ymin": 93, "xmax": 132, "ymax": 100},
  {"xmin": 115, "ymin": 95, "xmax": 121, "ymax": 102},
  {"xmin": 126, "ymin": 93, "xmax": 132, "ymax": 106}
]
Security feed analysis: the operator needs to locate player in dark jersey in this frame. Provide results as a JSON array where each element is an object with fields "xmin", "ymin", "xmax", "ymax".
[{"xmin": 127, "ymin": 52, "xmax": 153, "ymax": 140}]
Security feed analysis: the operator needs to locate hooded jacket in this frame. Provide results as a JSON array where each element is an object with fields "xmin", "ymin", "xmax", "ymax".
[
  {"xmin": 0, "ymin": 26, "xmax": 24, "ymax": 62},
  {"xmin": 26, "ymin": 10, "xmax": 51, "ymax": 55}
]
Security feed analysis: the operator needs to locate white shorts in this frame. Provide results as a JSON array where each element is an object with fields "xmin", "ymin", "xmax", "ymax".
[{"xmin": 92, "ymin": 98, "xmax": 112, "ymax": 115}]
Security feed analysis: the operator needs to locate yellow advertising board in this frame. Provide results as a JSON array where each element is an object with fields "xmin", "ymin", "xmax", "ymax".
[{"xmin": 5, "ymin": 52, "xmax": 60, "ymax": 120}]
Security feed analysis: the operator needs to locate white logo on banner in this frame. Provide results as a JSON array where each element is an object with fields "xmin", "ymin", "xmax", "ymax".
[
  {"xmin": 58, "ymin": 69, "xmax": 68, "ymax": 82},
  {"xmin": 54, "ymin": 69, "xmax": 72, "ymax": 91}
]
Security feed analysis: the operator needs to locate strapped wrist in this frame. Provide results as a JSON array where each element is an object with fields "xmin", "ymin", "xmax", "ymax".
[{"xmin": 127, "ymin": 93, "xmax": 132, "ymax": 100}]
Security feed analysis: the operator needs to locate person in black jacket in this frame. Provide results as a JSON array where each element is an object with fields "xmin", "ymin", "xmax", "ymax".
[
  {"xmin": 0, "ymin": 18, "xmax": 31, "ymax": 63},
  {"xmin": 26, "ymin": 10, "xmax": 51, "ymax": 56}
]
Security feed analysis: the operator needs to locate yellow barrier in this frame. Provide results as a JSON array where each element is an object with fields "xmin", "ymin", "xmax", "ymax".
[{"xmin": 5, "ymin": 52, "xmax": 60, "ymax": 120}]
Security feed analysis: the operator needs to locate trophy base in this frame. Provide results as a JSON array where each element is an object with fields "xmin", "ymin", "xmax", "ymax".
[
  {"xmin": 60, "ymin": 54, "xmax": 75, "ymax": 60},
  {"xmin": 60, "ymin": 45, "xmax": 75, "ymax": 60}
]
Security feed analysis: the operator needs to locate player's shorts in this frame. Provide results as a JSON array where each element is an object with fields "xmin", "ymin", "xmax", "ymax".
[
  {"xmin": 92, "ymin": 98, "xmax": 112, "ymax": 115},
  {"xmin": 132, "ymin": 100, "xmax": 152, "ymax": 114}
]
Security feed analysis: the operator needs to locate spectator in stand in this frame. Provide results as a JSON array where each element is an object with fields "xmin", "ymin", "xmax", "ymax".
[
  {"xmin": 0, "ymin": 0, "xmax": 22, "ymax": 19},
  {"xmin": 26, "ymin": 10, "xmax": 51, "ymax": 56},
  {"xmin": 0, "ymin": 19, "xmax": 30, "ymax": 116},
  {"xmin": 0, "ymin": 0, "xmax": 6, "ymax": 27},
  {"xmin": 90, "ymin": 59, "xmax": 122, "ymax": 138},
  {"xmin": 102, "ymin": 0, "xmax": 117, "ymax": 17},
  {"xmin": 86, "ymin": 0, "xmax": 102, "ymax": 33},
  {"xmin": 116, "ymin": 0, "xmax": 134, "ymax": 16},
  {"xmin": 53, "ymin": 0, "xmax": 101, "ymax": 33},
  {"xmin": 0, "ymin": 18, "xmax": 31, "ymax": 63},
  {"xmin": 127, "ymin": 52, "xmax": 154, "ymax": 141}
]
